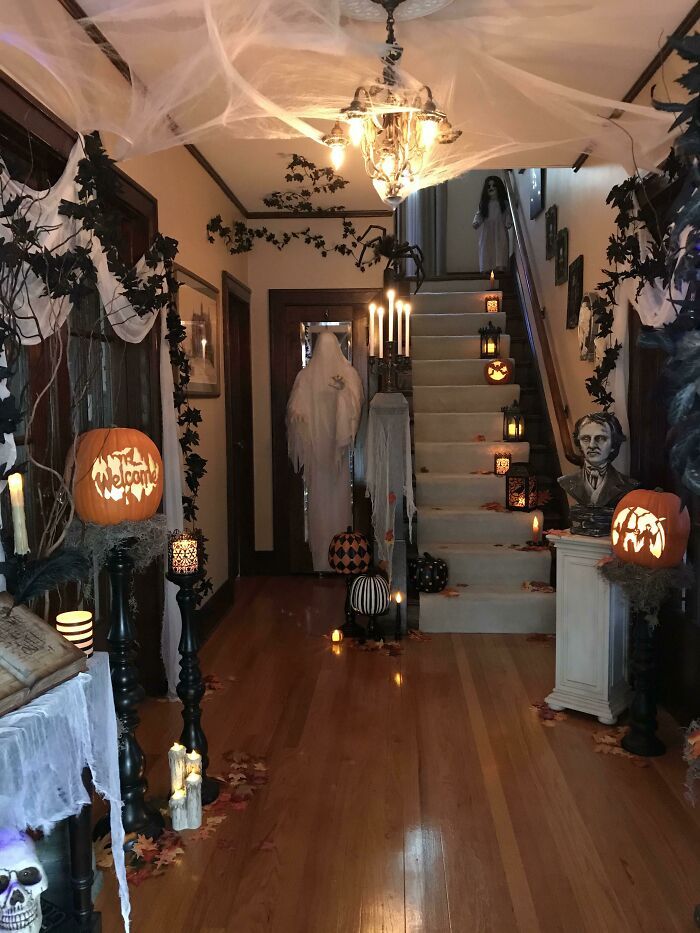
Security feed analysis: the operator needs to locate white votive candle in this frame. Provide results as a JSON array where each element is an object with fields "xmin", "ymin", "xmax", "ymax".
[
  {"xmin": 168, "ymin": 743, "xmax": 187, "ymax": 795},
  {"xmin": 169, "ymin": 789, "xmax": 188, "ymax": 832},
  {"xmin": 185, "ymin": 773, "xmax": 202, "ymax": 829}
]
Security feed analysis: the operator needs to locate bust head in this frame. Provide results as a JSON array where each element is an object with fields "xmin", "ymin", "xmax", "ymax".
[{"xmin": 573, "ymin": 411, "xmax": 625, "ymax": 469}]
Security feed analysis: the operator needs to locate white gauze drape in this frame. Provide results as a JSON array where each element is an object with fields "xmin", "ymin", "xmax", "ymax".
[
  {"xmin": 0, "ymin": 136, "xmax": 184, "ymax": 696},
  {"xmin": 286, "ymin": 331, "xmax": 363, "ymax": 571}
]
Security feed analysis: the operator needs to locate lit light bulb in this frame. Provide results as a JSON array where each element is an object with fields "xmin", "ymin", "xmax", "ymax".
[
  {"xmin": 420, "ymin": 118, "xmax": 439, "ymax": 148},
  {"xmin": 381, "ymin": 153, "xmax": 396, "ymax": 177},
  {"xmin": 348, "ymin": 116, "xmax": 364, "ymax": 146},
  {"xmin": 330, "ymin": 143, "xmax": 345, "ymax": 170}
]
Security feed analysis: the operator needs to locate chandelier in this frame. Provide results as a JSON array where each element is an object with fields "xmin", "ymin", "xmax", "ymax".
[{"xmin": 323, "ymin": 0, "xmax": 460, "ymax": 208}]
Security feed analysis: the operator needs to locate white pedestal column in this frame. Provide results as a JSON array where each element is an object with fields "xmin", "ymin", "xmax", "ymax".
[{"xmin": 546, "ymin": 533, "xmax": 630, "ymax": 725}]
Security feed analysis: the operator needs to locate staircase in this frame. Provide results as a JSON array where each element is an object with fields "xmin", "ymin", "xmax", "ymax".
[{"xmin": 411, "ymin": 276, "xmax": 557, "ymax": 634}]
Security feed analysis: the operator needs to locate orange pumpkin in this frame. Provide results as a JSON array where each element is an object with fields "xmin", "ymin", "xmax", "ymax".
[
  {"xmin": 484, "ymin": 358, "xmax": 513, "ymax": 385},
  {"xmin": 72, "ymin": 427, "xmax": 164, "ymax": 525},
  {"xmin": 611, "ymin": 489, "xmax": 690, "ymax": 568}
]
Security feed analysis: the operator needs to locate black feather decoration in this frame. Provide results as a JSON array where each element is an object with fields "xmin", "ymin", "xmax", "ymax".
[{"xmin": 9, "ymin": 548, "xmax": 91, "ymax": 606}]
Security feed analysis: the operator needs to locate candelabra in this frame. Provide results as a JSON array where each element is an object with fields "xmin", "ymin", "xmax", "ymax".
[{"xmin": 369, "ymin": 340, "xmax": 411, "ymax": 393}]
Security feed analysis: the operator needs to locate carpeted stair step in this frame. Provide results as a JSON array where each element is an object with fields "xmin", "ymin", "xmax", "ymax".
[
  {"xmin": 415, "ymin": 440, "xmax": 530, "ymax": 474},
  {"xmin": 411, "ymin": 334, "xmax": 511, "ymax": 360},
  {"xmin": 416, "ymin": 278, "xmax": 497, "ymax": 292},
  {"xmin": 412, "ymin": 312, "xmax": 506, "ymax": 337},
  {"xmin": 418, "ymin": 541, "xmax": 552, "ymax": 586},
  {"xmin": 413, "ymin": 384, "xmax": 521, "ymax": 413},
  {"xmin": 416, "ymin": 473, "xmax": 505, "ymax": 507},
  {"xmin": 412, "ymin": 357, "xmax": 514, "ymax": 386},
  {"xmin": 411, "ymin": 291, "xmax": 502, "ymax": 314},
  {"xmin": 419, "ymin": 585, "xmax": 556, "ymax": 634},
  {"xmin": 413, "ymin": 412, "xmax": 503, "ymax": 442},
  {"xmin": 417, "ymin": 506, "xmax": 543, "ymax": 546}
]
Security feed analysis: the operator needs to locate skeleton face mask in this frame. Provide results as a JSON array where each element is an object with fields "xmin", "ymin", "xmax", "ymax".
[{"xmin": 0, "ymin": 832, "xmax": 47, "ymax": 933}]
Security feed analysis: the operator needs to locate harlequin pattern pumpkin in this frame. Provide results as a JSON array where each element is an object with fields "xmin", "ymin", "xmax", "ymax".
[
  {"xmin": 350, "ymin": 571, "xmax": 390, "ymax": 616},
  {"xmin": 328, "ymin": 527, "xmax": 372, "ymax": 574},
  {"xmin": 484, "ymin": 358, "xmax": 513, "ymax": 385},
  {"xmin": 611, "ymin": 489, "xmax": 690, "ymax": 568},
  {"xmin": 408, "ymin": 552, "xmax": 449, "ymax": 593},
  {"xmin": 72, "ymin": 427, "xmax": 164, "ymax": 526}
]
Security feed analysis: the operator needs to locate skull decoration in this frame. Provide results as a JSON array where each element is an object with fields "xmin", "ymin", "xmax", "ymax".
[{"xmin": 0, "ymin": 830, "xmax": 47, "ymax": 933}]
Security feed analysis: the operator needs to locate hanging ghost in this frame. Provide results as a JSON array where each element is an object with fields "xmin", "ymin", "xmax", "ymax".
[{"xmin": 287, "ymin": 331, "xmax": 363, "ymax": 571}]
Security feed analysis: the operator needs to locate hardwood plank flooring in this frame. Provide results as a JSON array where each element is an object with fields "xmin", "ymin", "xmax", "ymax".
[{"xmin": 97, "ymin": 577, "xmax": 700, "ymax": 932}]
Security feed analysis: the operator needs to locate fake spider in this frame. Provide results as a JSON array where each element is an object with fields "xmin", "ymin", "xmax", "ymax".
[{"xmin": 355, "ymin": 225, "xmax": 426, "ymax": 291}]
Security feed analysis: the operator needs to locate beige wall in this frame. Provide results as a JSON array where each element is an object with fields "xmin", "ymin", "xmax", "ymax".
[{"xmin": 246, "ymin": 222, "xmax": 384, "ymax": 550}]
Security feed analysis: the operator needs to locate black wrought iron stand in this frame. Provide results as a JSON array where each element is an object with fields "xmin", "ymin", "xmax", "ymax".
[
  {"xmin": 167, "ymin": 569, "xmax": 220, "ymax": 805},
  {"xmin": 621, "ymin": 611, "xmax": 666, "ymax": 757},
  {"xmin": 369, "ymin": 340, "xmax": 410, "ymax": 394},
  {"xmin": 341, "ymin": 576, "xmax": 364, "ymax": 638}
]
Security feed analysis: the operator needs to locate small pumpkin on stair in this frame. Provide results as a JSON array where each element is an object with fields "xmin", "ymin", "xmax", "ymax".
[{"xmin": 408, "ymin": 552, "xmax": 449, "ymax": 593}]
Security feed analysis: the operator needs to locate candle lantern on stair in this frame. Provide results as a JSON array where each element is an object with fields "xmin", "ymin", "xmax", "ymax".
[
  {"xmin": 502, "ymin": 400, "xmax": 525, "ymax": 440},
  {"xmin": 505, "ymin": 462, "xmax": 538, "ymax": 512},
  {"xmin": 479, "ymin": 322, "xmax": 501, "ymax": 359},
  {"xmin": 485, "ymin": 295, "xmax": 501, "ymax": 314},
  {"xmin": 494, "ymin": 451, "xmax": 512, "ymax": 476}
]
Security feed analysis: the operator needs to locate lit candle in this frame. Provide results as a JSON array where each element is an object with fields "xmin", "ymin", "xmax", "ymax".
[
  {"xmin": 185, "ymin": 749, "xmax": 202, "ymax": 777},
  {"xmin": 378, "ymin": 306, "xmax": 384, "ymax": 359},
  {"xmin": 168, "ymin": 530, "xmax": 200, "ymax": 576},
  {"xmin": 331, "ymin": 628, "xmax": 343, "ymax": 644},
  {"xmin": 507, "ymin": 421, "xmax": 517, "ymax": 438},
  {"xmin": 7, "ymin": 472, "xmax": 29, "ymax": 556},
  {"xmin": 490, "ymin": 269, "xmax": 495, "ymax": 287},
  {"xmin": 396, "ymin": 300, "xmax": 403, "ymax": 356},
  {"xmin": 168, "ymin": 742, "xmax": 187, "ymax": 795},
  {"xmin": 201, "ymin": 337, "xmax": 207, "ymax": 360},
  {"xmin": 369, "ymin": 303, "xmax": 376, "ymax": 357},
  {"xmin": 387, "ymin": 289, "xmax": 395, "ymax": 344},
  {"xmin": 56, "ymin": 610, "xmax": 94, "ymax": 657},
  {"xmin": 403, "ymin": 303, "xmax": 411, "ymax": 357},
  {"xmin": 185, "ymin": 772, "xmax": 202, "ymax": 829},
  {"xmin": 169, "ymin": 788, "xmax": 188, "ymax": 832},
  {"xmin": 532, "ymin": 514, "xmax": 542, "ymax": 544},
  {"xmin": 394, "ymin": 591, "xmax": 403, "ymax": 640}
]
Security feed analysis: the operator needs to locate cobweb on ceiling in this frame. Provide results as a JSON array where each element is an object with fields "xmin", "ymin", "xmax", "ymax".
[{"xmin": 0, "ymin": 0, "xmax": 681, "ymax": 190}]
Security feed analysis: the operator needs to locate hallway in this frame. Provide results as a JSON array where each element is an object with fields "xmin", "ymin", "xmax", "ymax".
[{"xmin": 98, "ymin": 578, "xmax": 700, "ymax": 932}]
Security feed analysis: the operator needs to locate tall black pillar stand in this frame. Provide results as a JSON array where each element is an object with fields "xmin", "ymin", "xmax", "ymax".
[
  {"xmin": 105, "ymin": 542, "xmax": 163, "ymax": 837},
  {"xmin": 68, "ymin": 768, "xmax": 101, "ymax": 931},
  {"xmin": 621, "ymin": 611, "xmax": 666, "ymax": 757},
  {"xmin": 167, "ymin": 570, "xmax": 220, "ymax": 805}
]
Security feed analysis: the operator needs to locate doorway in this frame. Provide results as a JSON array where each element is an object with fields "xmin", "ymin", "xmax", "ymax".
[
  {"xmin": 223, "ymin": 272, "xmax": 255, "ymax": 578},
  {"xmin": 270, "ymin": 288, "xmax": 379, "ymax": 573}
]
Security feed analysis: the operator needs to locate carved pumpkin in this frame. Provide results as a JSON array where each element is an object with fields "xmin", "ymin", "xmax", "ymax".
[
  {"xmin": 72, "ymin": 427, "xmax": 164, "ymax": 525},
  {"xmin": 328, "ymin": 527, "xmax": 371, "ymax": 574},
  {"xmin": 408, "ymin": 552, "xmax": 449, "ymax": 593},
  {"xmin": 484, "ymin": 358, "xmax": 513, "ymax": 385},
  {"xmin": 611, "ymin": 489, "xmax": 690, "ymax": 568}
]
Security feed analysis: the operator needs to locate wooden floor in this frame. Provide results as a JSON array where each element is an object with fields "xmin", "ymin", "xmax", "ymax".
[{"xmin": 98, "ymin": 577, "xmax": 700, "ymax": 932}]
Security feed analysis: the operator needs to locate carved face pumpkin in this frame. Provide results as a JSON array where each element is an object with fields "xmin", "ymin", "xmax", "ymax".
[
  {"xmin": 72, "ymin": 427, "xmax": 164, "ymax": 526},
  {"xmin": 611, "ymin": 489, "xmax": 690, "ymax": 568},
  {"xmin": 484, "ymin": 359, "xmax": 513, "ymax": 385}
]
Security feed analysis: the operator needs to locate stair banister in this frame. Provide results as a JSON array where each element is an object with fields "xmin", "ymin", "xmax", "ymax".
[{"xmin": 504, "ymin": 171, "xmax": 583, "ymax": 468}]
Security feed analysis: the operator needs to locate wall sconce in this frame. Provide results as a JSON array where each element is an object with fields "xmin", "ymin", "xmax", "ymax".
[
  {"xmin": 502, "ymin": 400, "xmax": 525, "ymax": 440},
  {"xmin": 485, "ymin": 296, "xmax": 501, "ymax": 314},
  {"xmin": 479, "ymin": 322, "xmax": 501, "ymax": 359},
  {"xmin": 494, "ymin": 451, "xmax": 512, "ymax": 476},
  {"xmin": 505, "ymin": 462, "xmax": 538, "ymax": 512}
]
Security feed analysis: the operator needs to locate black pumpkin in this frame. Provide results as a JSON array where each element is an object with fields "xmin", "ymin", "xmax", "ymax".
[{"xmin": 408, "ymin": 552, "xmax": 449, "ymax": 593}]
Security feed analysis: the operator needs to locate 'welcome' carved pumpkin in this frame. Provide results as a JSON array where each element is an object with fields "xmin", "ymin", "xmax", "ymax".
[
  {"xmin": 73, "ymin": 427, "xmax": 164, "ymax": 525},
  {"xmin": 408, "ymin": 552, "xmax": 449, "ymax": 593},
  {"xmin": 611, "ymin": 489, "xmax": 690, "ymax": 568},
  {"xmin": 484, "ymin": 358, "xmax": 513, "ymax": 385}
]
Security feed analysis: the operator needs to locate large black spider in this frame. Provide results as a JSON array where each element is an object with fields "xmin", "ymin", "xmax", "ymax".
[{"xmin": 355, "ymin": 225, "xmax": 426, "ymax": 291}]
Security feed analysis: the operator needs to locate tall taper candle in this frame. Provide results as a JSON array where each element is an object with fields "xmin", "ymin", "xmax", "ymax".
[
  {"xmin": 396, "ymin": 300, "xmax": 403, "ymax": 355},
  {"xmin": 369, "ymin": 303, "xmax": 376, "ymax": 357},
  {"xmin": 7, "ymin": 473, "xmax": 29, "ymax": 556},
  {"xmin": 185, "ymin": 772, "xmax": 202, "ymax": 829},
  {"xmin": 404, "ymin": 303, "xmax": 411, "ymax": 357},
  {"xmin": 378, "ymin": 306, "xmax": 384, "ymax": 359},
  {"xmin": 185, "ymin": 749, "xmax": 202, "ymax": 777},
  {"xmin": 168, "ymin": 742, "xmax": 187, "ymax": 795},
  {"xmin": 387, "ymin": 289, "xmax": 395, "ymax": 343},
  {"xmin": 490, "ymin": 269, "xmax": 495, "ymax": 287}
]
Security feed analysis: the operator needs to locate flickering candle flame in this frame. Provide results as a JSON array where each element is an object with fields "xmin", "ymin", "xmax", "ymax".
[
  {"xmin": 378, "ymin": 306, "xmax": 384, "ymax": 359},
  {"xmin": 56, "ymin": 610, "xmax": 94, "ymax": 657},
  {"xmin": 387, "ymin": 289, "xmax": 395, "ymax": 343},
  {"xmin": 395, "ymin": 592, "xmax": 403, "ymax": 604},
  {"xmin": 532, "ymin": 514, "xmax": 541, "ymax": 544},
  {"xmin": 490, "ymin": 270, "xmax": 495, "ymax": 286},
  {"xmin": 507, "ymin": 421, "xmax": 517, "ymax": 438},
  {"xmin": 7, "ymin": 472, "xmax": 29, "ymax": 556},
  {"xmin": 331, "ymin": 628, "xmax": 343, "ymax": 644},
  {"xmin": 369, "ymin": 303, "xmax": 376, "ymax": 357}
]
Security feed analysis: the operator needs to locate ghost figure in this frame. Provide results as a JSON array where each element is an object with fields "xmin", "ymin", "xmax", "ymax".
[
  {"xmin": 287, "ymin": 331, "xmax": 363, "ymax": 571},
  {"xmin": 0, "ymin": 830, "xmax": 47, "ymax": 933},
  {"xmin": 472, "ymin": 175, "xmax": 512, "ymax": 272}
]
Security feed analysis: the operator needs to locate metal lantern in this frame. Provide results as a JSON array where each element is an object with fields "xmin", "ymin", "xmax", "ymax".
[
  {"xmin": 168, "ymin": 529, "xmax": 203, "ymax": 578},
  {"xmin": 479, "ymin": 322, "xmax": 501, "ymax": 359},
  {"xmin": 494, "ymin": 451, "xmax": 512, "ymax": 476},
  {"xmin": 502, "ymin": 400, "xmax": 525, "ymax": 440},
  {"xmin": 505, "ymin": 462, "xmax": 538, "ymax": 512},
  {"xmin": 485, "ymin": 296, "xmax": 501, "ymax": 314}
]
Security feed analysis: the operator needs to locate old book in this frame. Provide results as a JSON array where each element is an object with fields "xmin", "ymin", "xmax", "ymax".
[{"xmin": 0, "ymin": 594, "xmax": 87, "ymax": 718}]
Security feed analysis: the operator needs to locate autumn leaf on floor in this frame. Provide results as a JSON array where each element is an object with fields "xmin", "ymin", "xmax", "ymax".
[
  {"xmin": 345, "ymin": 637, "xmax": 404, "ymax": 656},
  {"xmin": 128, "ymin": 867, "xmax": 154, "ymax": 888},
  {"xmin": 511, "ymin": 543, "xmax": 550, "ymax": 552},
  {"xmin": 522, "ymin": 581, "xmax": 555, "ymax": 593},
  {"xmin": 132, "ymin": 834, "xmax": 159, "ymax": 863},
  {"xmin": 531, "ymin": 701, "xmax": 567, "ymax": 727},
  {"xmin": 544, "ymin": 529, "xmax": 569, "ymax": 538},
  {"xmin": 472, "ymin": 434, "xmax": 487, "ymax": 442},
  {"xmin": 481, "ymin": 501, "xmax": 506, "ymax": 512},
  {"xmin": 440, "ymin": 588, "xmax": 460, "ymax": 598},
  {"xmin": 94, "ymin": 835, "xmax": 114, "ymax": 870},
  {"xmin": 526, "ymin": 633, "xmax": 555, "ymax": 643},
  {"xmin": 154, "ymin": 843, "xmax": 185, "ymax": 871},
  {"xmin": 592, "ymin": 727, "xmax": 649, "ymax": 767},
  {"xmin": 408, "ymin": 628, "xmax": 431, "ymax": 641},
  {"xmin": 203, "ymin": 673, "xmax": 227, "ymax": 700}
]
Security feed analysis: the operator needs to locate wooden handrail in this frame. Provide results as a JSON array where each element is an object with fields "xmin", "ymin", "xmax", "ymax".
[{"xmin": 504, "ymin": 171, "xmax": 582, "ymax": 467}]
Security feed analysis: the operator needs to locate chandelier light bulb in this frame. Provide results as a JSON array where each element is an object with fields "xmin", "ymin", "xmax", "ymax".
[
  {"xmin": 381, "ymin": 153, "xmax": 396, "ymax": 176},
  {"xmin": 348, "ymin": 116, "xmax": 365, "ymax": 146},
  {"xmin": 330, "ymin": 143, "xmax": 345, "ymax": 170},
  {"xmin": 420, "ymin": 117, "xmax": 439, "ymax": 148}
]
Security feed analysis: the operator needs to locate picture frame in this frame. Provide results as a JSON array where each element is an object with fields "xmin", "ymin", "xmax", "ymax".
[
  {"xmin": 545, "ymin": 205, "xmax": 558, "ymax": 260},
  {"xmin": 528, "ymin": 168, "xmax": 546, "ymax": 220},
  {"xmin": 566, "ymin": 254, "xmax": 584, "ymax": 330},
  {"xmin": 577, "ymin": 292, "xmax": 598, "ymax": 361},
  {"xmin": 174, "ymin": 266, "xmax": 220, "ymax": 398},
  {"xmin": 555, "ymin": 228, "xmax": 569, "ymax": 286}
]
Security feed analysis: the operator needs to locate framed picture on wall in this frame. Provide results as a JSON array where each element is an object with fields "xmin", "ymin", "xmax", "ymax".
[
  {"xmin": 545, "ymin": 205, "xmax": 558, "ymax": 260},
  {"xmin": 528, "ymin": 168, "xmax": 546, "ymax": 219},
  {"xmin": 566, "ymin": 254, "xmax": 584, "ymax": 330},
  {"xmin": 555, "ymin": 228, "xmax": 569, "ymax": 286},
  {"xmin": 175, "ymin": 266, "xmax": 221, "ymax": 398}
]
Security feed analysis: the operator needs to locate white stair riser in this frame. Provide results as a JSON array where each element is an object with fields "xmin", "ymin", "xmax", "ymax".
[
  {"xmin": 414, "ymin": 412, "xmax": 503, "ymax": 443},
  {"xmin": 413, "ymin": 385, "xmax": 521, "ymax": 413},
  {"xmin": 418, "ymin": 509, "xmax": 542, "ymax": 546},
  {"xmin": 413, "ymin": 358, "xmax": 515, "ymax": 386},
  {"xmin": 412, "ymin": 334, "xmax": 511, "ymax": 361},
  {"xmin": 414, "ymin": 279, "xmax": 497, "ymax": 293},
  {"xmin": 416, "ymin": 441, "xmax": 530, "ymax": 473},
  {"xmin": 419, "ymin": 590, "xmax": 556, "ymax": 634},
  {"xmin": 420, "ymin": 542, "xmax": 552, "ymax": 586},
  {"xmin": 411, "ymin": 291, "xmax": 502, "ymax": 314},
  {"xmin": 412, "ymin": 312, "xmax": 506, "ymax": 337},
  {"xmin": 416, "ymin": 473, "xmax": 505, "ymax": 507}
]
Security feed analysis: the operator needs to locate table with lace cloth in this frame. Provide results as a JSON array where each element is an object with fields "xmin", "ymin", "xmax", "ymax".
[{"xmin": 0, "ymin": 652, "xmax": 130, "ymax": 931}]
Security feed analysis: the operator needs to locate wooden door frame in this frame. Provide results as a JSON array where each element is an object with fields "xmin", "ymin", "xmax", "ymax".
[{"xmin": 269, "ymin": 287, "xmax": 381, "ymax": 573}]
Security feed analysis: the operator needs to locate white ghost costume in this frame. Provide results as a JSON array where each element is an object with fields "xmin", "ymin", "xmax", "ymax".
[
  {"xmin": 287, "ymin": 331, "xmax": 364, "ymax": 571},
  {"xmin": 473, "ymin": 200, "xmax": 512, "ymax": 272}
]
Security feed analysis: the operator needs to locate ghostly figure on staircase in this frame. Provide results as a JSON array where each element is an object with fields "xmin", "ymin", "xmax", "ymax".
[
  {"xmin": 472, "ymin": 175, "xmax": 512, "ymax": 272},
  {"xmin": 287, "ymin": 331, "xmax": 364, "ymax": 571}
]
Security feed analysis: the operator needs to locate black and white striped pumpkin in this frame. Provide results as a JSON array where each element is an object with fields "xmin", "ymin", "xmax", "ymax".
[{"xmin": 350, "ymin": 571, "xmax": 390, "ymax": 616}]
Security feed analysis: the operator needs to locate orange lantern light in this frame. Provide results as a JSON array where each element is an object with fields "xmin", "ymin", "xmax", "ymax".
[{"xmin": 484, "ymin": 359, "xmax": 513, "ymax": 385}]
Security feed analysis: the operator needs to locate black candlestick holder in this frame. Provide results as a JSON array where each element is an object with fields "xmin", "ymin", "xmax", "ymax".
[
  {"xmin": 621, "ymin": 611, "xmax": 666, "ymax": 757},
  {"xmin": 166, "ymin": 568, "xmax": 220, "ymax": 805},
  {"xmin": 369, "ymin": 340, "xmax": 410, "ymax": 393}
]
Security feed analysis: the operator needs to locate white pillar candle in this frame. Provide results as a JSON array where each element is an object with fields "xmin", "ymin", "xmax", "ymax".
[
  {"xmin": 185, "ymin": 749, "xmax": 202, "ymax": 776},
  {"xmin": 185, "ymin": 772, "xmax": 202, "ymax": 829},
  {"xmin": 56, "ymin": 611, "xmax": 94, "ymax": 657},
  {"xmin": 396, "ymin": 300, "xmax": 403, "ymax": 356},
  {"xmin": 403, "ymin": 304, "xmax": 411, "ymax": 357},
  {"xmin": 7, "ymin": 473, "xmax": 29, "ymax": 556},
  {"xmin": 168, "ymin": 743, "xmax": 187, "ymax": 795},
  {"xmin": 377, "ymin": 306, "xmax": 384, "ymax": 359},
  {"xmin": 169, "ymin": 789, "xmax": 188, "ymax": 832},
  {"xmin": 369, "ymin": 303, "xmax": 376, "ymax": 357},
  {"xmin": 387, "ymin": 289, "xmax": 395, "ymax": 343}
]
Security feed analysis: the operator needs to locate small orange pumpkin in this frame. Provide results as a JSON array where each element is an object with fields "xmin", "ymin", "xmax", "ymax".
[
  {"xmin": 72, "ymin": 427, "xmax": 164, "ymax": 526},
  {"xmin": 484, "ymin": 358, "xmax": 513, "ymax": 385},
  {"xmin": 611, "ymin": 489, "xmax": 690, "ymax": 568}
]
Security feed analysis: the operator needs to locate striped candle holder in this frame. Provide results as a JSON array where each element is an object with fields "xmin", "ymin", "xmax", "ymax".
[{"xmin": 56, "ymin": 610, "xmax": 94, "ymax": 657}]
